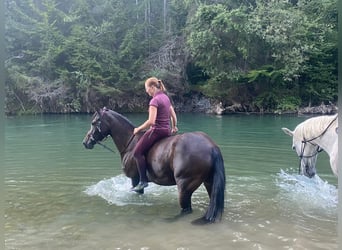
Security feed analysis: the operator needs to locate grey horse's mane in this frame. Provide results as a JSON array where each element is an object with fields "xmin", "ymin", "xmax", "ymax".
[{"xmin": 295, "ymin": 114, "xmax": 338, "ymax": 140}]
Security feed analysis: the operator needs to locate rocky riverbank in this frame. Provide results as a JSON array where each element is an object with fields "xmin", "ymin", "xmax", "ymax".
[
  {"xmin": 173, "ymin": 94, "xmax": 338, "ymax": 115},
  {"xmin": 5, "ymin": 88, "xmax": 338, "ymax": 116}
]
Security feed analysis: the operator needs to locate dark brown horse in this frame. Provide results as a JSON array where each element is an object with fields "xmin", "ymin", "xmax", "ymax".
[{"xmin": 82, "ymin": 107, "xmax": 226, "ymax": 224}]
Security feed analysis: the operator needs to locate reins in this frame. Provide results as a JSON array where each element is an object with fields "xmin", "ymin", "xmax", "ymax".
[
  {"xmin": 96, "ymin": 133, "xmax": 135, "ymax": 155},
  {"xmin": 298, "ymin": 115, "xmax": 337, "ymax": 173},
  {"xmin": 119, "ymin": 134, "xmax": 135, "ymax": 155},
  {"xmin": 91, "ymin": 110, "xmax": 136, "ymax": 154},
  {"xmin": 301, "ymin": 115, "xmax": 337, "ymax": 145},
  {"xmin": 97, "ymin": 140, "xmax": 116, "ymax": 153}
]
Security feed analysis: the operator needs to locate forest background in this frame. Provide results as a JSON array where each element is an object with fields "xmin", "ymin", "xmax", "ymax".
[{"xmin": 5, "ymin": 0, "xmax": 338, "ymax": 115}]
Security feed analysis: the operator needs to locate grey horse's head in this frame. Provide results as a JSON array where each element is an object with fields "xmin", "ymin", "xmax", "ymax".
[{"xmin": 282, "ymin": 127, "xmax": 318, "ymax": 178}]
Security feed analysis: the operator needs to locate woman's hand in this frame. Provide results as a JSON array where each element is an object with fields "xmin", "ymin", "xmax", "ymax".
[
  {"xmin": 133, "ymin": 106, "xmax": 156, "ymax": 135},
  {"xmin": 133, "ymin": 127, "xmax": 140, "ymax": 135},
  {"xmin": 171, "ymin": 126, "xmax": 178, "ymax": 134}
]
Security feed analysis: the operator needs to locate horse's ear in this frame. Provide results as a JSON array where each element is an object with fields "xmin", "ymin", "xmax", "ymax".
[
  {"xmin": 95, "ymin": 108, "xmax": 104, "ymax": 117},
  {"xmin": 282, "ymin": 127, "xmax": 293, "ymax": 137},
  {"xmin": 96, "ymin": 107, "xmax": 108, "ymax": 117}
]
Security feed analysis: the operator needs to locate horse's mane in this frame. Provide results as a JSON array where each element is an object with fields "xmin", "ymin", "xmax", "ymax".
[
  {"xmin": 295, "ymin": 114, "xmax": 338, "ymax": 140},
  {"xmin": 106, "ymin": 109, "xmax": 135, "ymax": 128}
]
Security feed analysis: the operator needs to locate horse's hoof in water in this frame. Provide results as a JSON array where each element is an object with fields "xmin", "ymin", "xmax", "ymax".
[
  {"xmin": 164, "ymin": 209, "xmax": 193, "ymax": 223},
  {"xmin": 131, "ymin": 181, "xmax": 148, "ymax": 194},
  {"xmin": 164, "ymin": 214, "xmax": 183, "ymax": 223},
  {"xmin": 131, "ymin": 187, "xmax": 144, "ymax": 194},
  {"xmin": 131, "ymin": 181, "xmax": 148, "ymax": 192},
  {"xmin": 191, "ymin": 217, "xmax": 214, "ymax": 226},
  {"xmin": 181, "ymin": 207, "xmax": 192, "ymax": 215}
]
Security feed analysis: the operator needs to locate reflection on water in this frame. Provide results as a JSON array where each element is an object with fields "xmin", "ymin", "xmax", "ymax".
[{"xmin": 5, "ymin": 114, "xmax": 338, "ymax": 250}]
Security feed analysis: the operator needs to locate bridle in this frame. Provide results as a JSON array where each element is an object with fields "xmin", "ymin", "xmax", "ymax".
[
  {"xmin": 297, "ymin": 115, "xmax": 337, "ymax": 173},
  {"xmin": 88, "ymin": 115, "xmax": 135, "ymax": 155}
]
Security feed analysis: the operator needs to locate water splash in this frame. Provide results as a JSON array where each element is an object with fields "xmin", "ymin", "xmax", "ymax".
[
  {"xmin": 84, "ymin": 174, "xmax": 178, "ymax": 206},
  {"xmin": 275, "ymin": 169, "xmax": 338, "ymax": 214}
]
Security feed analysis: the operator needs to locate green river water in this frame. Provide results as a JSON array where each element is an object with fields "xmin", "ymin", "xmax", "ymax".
[{"xmin": 5, "ymin": 113, "xmax": 338, "ymax": 250}]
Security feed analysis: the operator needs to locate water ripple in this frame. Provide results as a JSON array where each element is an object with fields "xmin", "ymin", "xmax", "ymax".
[
  {"xmin": 84, "ymin": 174, "xmax": 178, "ymax": 206},
  {"xmin": 275, "ymin": 169, "xmax": 337, "ymax": 220}
]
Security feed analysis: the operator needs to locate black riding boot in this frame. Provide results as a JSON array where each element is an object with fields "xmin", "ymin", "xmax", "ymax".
[{"xmin": 132, "ymin": 157, "xmax": 148, "ymax": 192}]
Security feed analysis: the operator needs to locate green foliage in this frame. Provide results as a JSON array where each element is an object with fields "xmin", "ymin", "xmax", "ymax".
[
  {"xmin": 254, "ymin": 92, "xmax": 278, "ymax": 112},
  {"xmin": 5, "ymin": 0, "xmax": 337, "ymax": 114},
  {"xmin": 276, "ymin": 96, "xmax": 301, "ymax": 112},
  {"xmin": 92, "ymin": 84, "xmax": 122, "ymax": 96},
  {"xmin": 246, "ymin": 65, "xmax": 283, "ymax": 84},
  {"xmin": 299, "ymin": 43, "xmax": 337, "ymax": 106},
  {"xmin": 187, "ymin": 4, "xmax": 249, "ymax": 76},
  {"xmin": 247, "ymin": 0, "xmax": 312, "ymax": 79}
]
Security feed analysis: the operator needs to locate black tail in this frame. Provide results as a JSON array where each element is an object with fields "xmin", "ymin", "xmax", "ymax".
[{"xmin": 192, "ymin": 146, "xmax": 226, "ymax": 225}]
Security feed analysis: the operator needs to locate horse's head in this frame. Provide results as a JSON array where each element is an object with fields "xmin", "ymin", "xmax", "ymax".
[
  {"xmin": 83, "ymin": 108, "xmax": 111, "ymax": 149},
  {"xmin": 282, "ymin": 127, "xmax": 318, "ymax": 178}
]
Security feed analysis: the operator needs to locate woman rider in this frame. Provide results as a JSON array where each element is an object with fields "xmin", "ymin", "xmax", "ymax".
[{"xmin": 132, "ymin": 77, "xmax": 178, "ymax": 192}]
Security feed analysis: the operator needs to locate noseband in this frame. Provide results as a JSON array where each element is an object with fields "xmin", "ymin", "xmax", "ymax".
[
  {"xmin": 299, "ymin": 141, "xmax": 323, "ymax": 158},
  {"xmin": 89, "ymin": 116, "xmax": 135, "ymax": 155},
  {"xmin": 297, "ymin": 115, "xmax": 337, "ymax": 173},
  {"xmin": 90, "ymin": 119, "xmax": 116, "ymax": 153}
]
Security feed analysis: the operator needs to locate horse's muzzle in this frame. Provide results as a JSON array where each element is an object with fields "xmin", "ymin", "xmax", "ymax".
[
  {"xmin": 82, "ymin": 132, "xmax": 97, "ymax": 149},
  {"xmin": 83, "ymin": 142, "xmax": 94, "ymax": 149},
  {"xmin": 83, "ymin": 138, "xmax": 96, "ymax": 149},
  {"xmin": 304, "ymin": 165, "xmax": 316, "ymax": 178}
]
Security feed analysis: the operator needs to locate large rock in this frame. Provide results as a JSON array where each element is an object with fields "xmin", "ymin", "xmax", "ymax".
[{"xmin": 298, "ymin": 103, "xmax": 338, "ymax": 115}]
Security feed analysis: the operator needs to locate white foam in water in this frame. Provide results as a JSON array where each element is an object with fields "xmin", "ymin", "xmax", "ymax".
[
  {"xmin": 84, "ymin": 174, "xmax": 178, "ymax": 206},
  {"xmin": 275, "ymin": 169, "xmax": 338, "ymax": 210}
]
